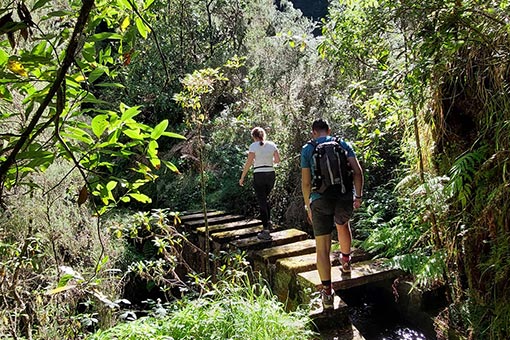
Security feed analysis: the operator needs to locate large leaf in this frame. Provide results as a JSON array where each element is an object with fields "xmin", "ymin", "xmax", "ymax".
[
  {"xmin": 88, "ymin": 67, "xmax": 105, "ymax": 83},
  {"xmin": 123, "ymin": 128, "xmax": 143, "ymax": 140},
  {"xmin": 88, "ymin": 32, "xmax": 123, "ymax": 42},
  {"xmin": 161, "ymin": 131, "xmax": 186, "ymax": 139},
  {"xmin": 150, "ymin": 119, "xmax": 168, "ymax": 140},
  {"xmin": 91, "ymin": 114, "xmax": 109, "ymax": 138},
  {"xmin": 135, "ymin": 17, "xmax": 149, "ymax": 39},
  {"xmin": 120, "ymin": 105, "xmax": 141, "ymax": 122},
  {"xmin": 61, "ymin": 126, "xmax": 94, "ymax": 144},
  {"xmin": 147, "ymin": 140, "xmax": 158, "ymax": 159},
  {"xmin": 32, "ymin": 0, "xmax": 52, "ymax": 11},
  {"xmin": 0, "ymin": 48, "xmax": 9, "ymax": 66},
  {"xmin": 128, "ymin": 192, "xmax": 152, "ymax": 203}
]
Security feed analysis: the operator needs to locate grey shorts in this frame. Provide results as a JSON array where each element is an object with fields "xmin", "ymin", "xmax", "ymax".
[{"xmin": 311, "ymin": 196, "xmax": 354, "ymax": 236}]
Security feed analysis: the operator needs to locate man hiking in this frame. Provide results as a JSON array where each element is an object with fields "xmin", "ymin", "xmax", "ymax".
[{"xmin": 300, "ymin": 118, "xmax": 364, "ymax": 310}]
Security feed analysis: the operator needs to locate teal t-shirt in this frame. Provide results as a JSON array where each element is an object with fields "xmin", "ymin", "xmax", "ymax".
[{"xmin": 300, "ymin": 136, "xmax": 356, "ymax": 202}]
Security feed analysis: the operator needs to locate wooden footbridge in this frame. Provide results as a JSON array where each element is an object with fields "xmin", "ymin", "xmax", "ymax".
[{"xmin": 178, "ymin": 210, "xmax": 403, "ymax": 339}]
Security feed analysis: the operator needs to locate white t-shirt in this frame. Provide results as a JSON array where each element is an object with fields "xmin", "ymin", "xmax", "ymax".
[{"xmin": 248, "ymin": 141, "xmax": 278, "ymax": 173}]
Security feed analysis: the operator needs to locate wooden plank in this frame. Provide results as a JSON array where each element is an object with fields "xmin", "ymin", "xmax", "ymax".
[
  {"xmin": 211, "ymin": 225, "xmax": 264, "ymax": 243},
  {"xmin": 276, "ymin": 247, "xmax": 369, "ymax": 274},
  {"xmin": 252, "ymin": 239, "xmax": 316, "ymax": 264},
  {"xmin": 297, "ymin": 259, "xmax": 403, "ymax": 291},
  {"xmin": 178, "ymin": 210, "xmax": 226, "ymax": 223},
  {"xmin": 196, "ymin": 219, "xmax": 262, "ymax": 234},
  {"xmin": 184, "ymin": 214, "xmax": 246, "ymax": 228},
  {"xmin": 228, "ymin": 228, "xmax": 309, "ymax": 251}
]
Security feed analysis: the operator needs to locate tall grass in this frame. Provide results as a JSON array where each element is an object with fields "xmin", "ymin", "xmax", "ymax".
[{"xmin": 88, "ymin": 271, "xmax": 316, "ymax": 340}]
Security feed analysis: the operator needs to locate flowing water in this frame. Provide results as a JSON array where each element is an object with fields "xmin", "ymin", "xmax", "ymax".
[{"xmin": 321, "ymin": 285, "xmax": 435, "ymax": 340}]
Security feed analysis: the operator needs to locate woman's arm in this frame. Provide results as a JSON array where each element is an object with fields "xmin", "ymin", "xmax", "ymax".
[
  {"xmin": 273, "ymin": 149, "xmax": 281, "ymax": 165},
  {"xmin": 239, "ymin": 152, "xmax": 255, "ymax": 186}
]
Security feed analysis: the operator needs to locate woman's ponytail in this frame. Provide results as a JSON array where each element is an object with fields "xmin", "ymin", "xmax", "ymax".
[{"xmin": 251, "ymin": 127, "xmax": 266, "ymax": 146}]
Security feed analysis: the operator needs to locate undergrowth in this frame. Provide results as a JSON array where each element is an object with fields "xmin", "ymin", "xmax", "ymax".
[{"xmin": 87, "ymin": 269, "xmax": 316, "ymax": 340}]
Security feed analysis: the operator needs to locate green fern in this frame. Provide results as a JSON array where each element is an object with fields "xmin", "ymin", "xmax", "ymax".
[
  {"xmin": 389, "ymin": 250, "xmax": 446, "ymax": 288},
  {"xmin": 447, "ymin": 148, "xmax": 487, "ymax": 208}
]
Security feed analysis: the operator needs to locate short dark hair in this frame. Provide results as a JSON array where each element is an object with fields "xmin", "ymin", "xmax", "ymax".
[{"xmin": 312, "ymin": 118, "xmax": 329, "ymax": 132}]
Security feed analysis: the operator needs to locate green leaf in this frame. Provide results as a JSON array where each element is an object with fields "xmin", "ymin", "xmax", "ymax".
[
  {"xmin": 88, "ymin": 32, "xmax": 123, "ymax": 42},
  {"xmin": 95, "ymin": 256, "xmax": 109, "ymax": 273},
  {"xmin": 88, "ymin": 67, "xmax": 105, "ymax": 83},
  {"xmin": 161, "ymin": 131, "xmax": 186, "ymax": 139},
  {"xmin": 32, "ymin": 0, "xmax": 52, "ymax": 10},
  {"xmin": 147, "ymin": 140, "xmax": 158, "ymax": 158},
  {"xmin": 94, "ymin": 82, "xmax": 125, "ymax": 88},
  {"xmin": 128, "ymin": 193, "xmax": 152, "ymax": 203},
  {"xmin": 0, "ymin": 48, "xmax": 9, "ymax": 66},
  {"xmin": 150, "ymin": 120, "xmax": 168, "ymax": 140},
  {"xmin": 120, "ymin": 105, "xmax": 141, "ymax": 122},
  {"xmin": 0, "ymin": 85, "xmax": 12, "ymax": 101},
  {"xmin": 135, "ymin": 17, "xmax": 149, "ymax": 39},
  {"xmin": 123, "ymin": 129, "xmax": 143, "ymax": 140},
  {"xmin": 91, "ymin": 114, "xmax": 109, "ymax": 138},
  {"xmin": 57, "ymin": 274, "xmax": 75, "ymax": 287},
  {"xmin": 116, "ymin": 0, "xmax": 132, "ymax": 9},
  {"xmin": 150, "ymin": 157, "xmax": 160, "ymax": 168},
  {"xmin": 61, "ymin": 126, "xmax": 94, "ymax": 144},
  {"xmin": 162, "ymin": 160, "xmax": 180, "ymax": 173},
  {"xmin": 106, "ymin": 181, "xmax": 118, "ymax": 191},
  {"xmin": 45, "ymin": 10, "xmax": 74, "ymax": 17}
]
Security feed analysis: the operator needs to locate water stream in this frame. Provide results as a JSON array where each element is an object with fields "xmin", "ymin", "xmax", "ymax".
[{"xmin": 321, "ymin": 285, "xmax": 435, "ymax": 340}]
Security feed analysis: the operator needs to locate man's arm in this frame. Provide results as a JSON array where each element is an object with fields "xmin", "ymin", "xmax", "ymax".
[
  {"xmin": 301, "ymin": 167, "xmax": 312, "ymax": 220},
  {"xmin": 348, "ymin": 157, "xmax": 364, "ymax": 208}
]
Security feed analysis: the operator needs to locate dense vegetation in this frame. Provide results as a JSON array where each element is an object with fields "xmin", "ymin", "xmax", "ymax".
[{"xmin": 1, "ymin": 0, "xmax": 508, "ymax": 339}]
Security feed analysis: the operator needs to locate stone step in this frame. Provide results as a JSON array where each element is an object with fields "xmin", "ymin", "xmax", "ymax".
[
  {"xmin": 297, "ymin": 258, "xmax": 402, "ymax": 293},
  {"xmin": 309, "ymin": 295, "xmax": 349, "ymax": 326},
  {"xmin": 228, "ymin": 228, "xmax": 309, "ymax": 251}
]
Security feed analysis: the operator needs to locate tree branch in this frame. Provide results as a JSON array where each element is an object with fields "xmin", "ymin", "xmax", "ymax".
[{"xmin": 0, "ymin": 0, "xmax": 95, "ymax": 189}]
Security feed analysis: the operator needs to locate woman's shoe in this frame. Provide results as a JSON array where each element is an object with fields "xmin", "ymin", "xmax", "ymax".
[{"xmin": 257, "ymin": 229, "xmax": 272, "ymax": 240}]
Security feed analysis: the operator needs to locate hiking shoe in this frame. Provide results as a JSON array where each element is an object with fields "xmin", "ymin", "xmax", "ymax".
[
  {"xmin": 321, "ymin": 288, "xmax": 335, "ymax": 310},
  {"xmin": 340, "ymin": 255, "xmax": 351, "ymax": 274},
  {"xmin": 257, "ymin": 230, "xmax": 272, "ymax": 240}
]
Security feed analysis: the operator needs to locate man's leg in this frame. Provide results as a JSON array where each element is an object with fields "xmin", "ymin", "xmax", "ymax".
[
  {"xmin": 315, "ymin": 234, "xmax": 332, "ymax": 282},
  {"xmin": 335, "ymin": 221, "xmax": 352, "ymax": 255},
  {"xmin": 336, "ymin": 221, "xmax": 352, "ymax": 273}
]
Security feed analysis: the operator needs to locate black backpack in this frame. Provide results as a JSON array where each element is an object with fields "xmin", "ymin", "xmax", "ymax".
[{"xmin": 308, "ymin": 137, "xmax": 353, "ymax": 195}]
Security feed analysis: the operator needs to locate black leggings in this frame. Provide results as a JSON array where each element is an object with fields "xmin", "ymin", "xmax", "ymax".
[{"xmin": 253, "ymin": 171, "xmax": 276, "ymax": 230}]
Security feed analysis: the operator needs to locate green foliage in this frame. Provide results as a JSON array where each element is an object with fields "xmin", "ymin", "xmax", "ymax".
[
  {"xmin": 358, "ymin": 172, "xmax": 450, "ymax": 288},
  {"xmin": 446, "ymin": 147, "xmax": 487, "ymax": 209},
  {"xmin": 87, "ymin": 271, "xmax": 316, "ymax": 340},
  {"xmin": 0, "ymin": 0, "xmax": 182, "ymax": 212},
  {"xmin": 107, "ymin": 208, "xmax": 197, "ymax": 299},
  {"xmin": 390, "ymin": 251, "xmax": 447, "ymax": 289},
  {"xmin": 0, "ymin": 161, "xmax": 128, "ymax": 339}
]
